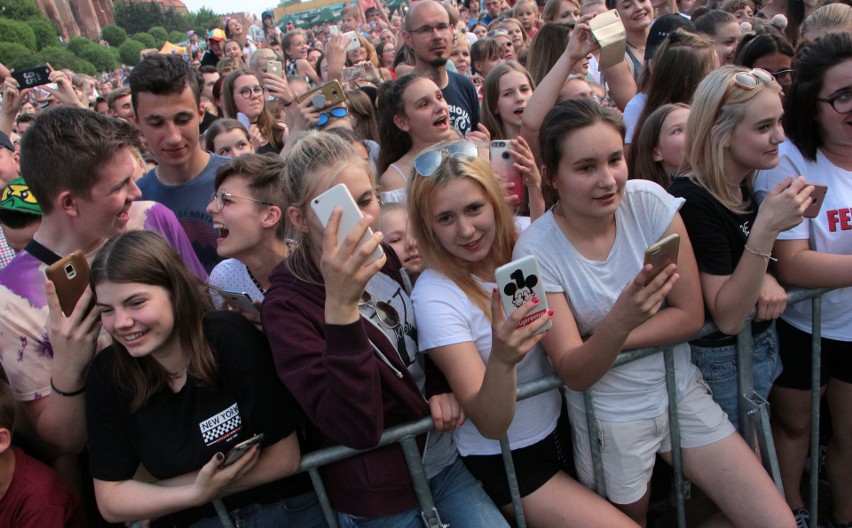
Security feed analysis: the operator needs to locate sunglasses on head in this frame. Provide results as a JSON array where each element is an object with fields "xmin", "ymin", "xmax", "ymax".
[
  {"xmin": 413, "ymin": 141, "xmax": 479, "ymax": 177},
  {"xmin": 731, "ymin": 68, "xmax": 775, "ymax": 90},
  {"xmin": 317, "ymin": 106, "xmax": 348, "ymax": 127}
]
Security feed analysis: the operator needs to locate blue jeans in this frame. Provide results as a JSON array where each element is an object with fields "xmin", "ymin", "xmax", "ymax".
[
  {"xmin": 191, "ymin": 490, "xmax": 327, "ymax": 528},
  {"xmin": 690, "ymin": 322, "xmax": 782, "ymax": 431},
  {"xmin": 337, "ymin": 458, "xmax": 508, "ymax": 528}
]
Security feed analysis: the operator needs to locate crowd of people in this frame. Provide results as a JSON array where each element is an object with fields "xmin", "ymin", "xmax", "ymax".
[{"xmin": 0, "ymin": 0, "xmax": 849, "ymax": 526}]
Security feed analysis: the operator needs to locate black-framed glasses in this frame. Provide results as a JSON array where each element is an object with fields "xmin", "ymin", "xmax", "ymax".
[
  {"xmin": 768, "ymin": 68, "xmax": 793, "ymax": 84},
  {"xmin": 414, "ymin": 141, "xmax": 479, "ymax": 177},
  {"xmin": 817, "ymin": 91, "xmax": 852, "ymax": 115},
  {"xmin": 209, "ymin": 190, "xmax": 273, "ymax": 212},
  {"xmin": 238, "ymin": 85, "xmax": 265, "ymax": 99},
  {"xmin": 360, "ymin": 291, "xmax": 400, "ymax": 329},
  {"xmin": 317, "ymin": 106, "xmax": 348, "ymax": 127},
  {"xmin": 411, "ymin": 22, "xmax": 452, "ymax": 35},
  {"xmin": 732, "ymin": 68, "xmax": 775, "ymax": 90}
]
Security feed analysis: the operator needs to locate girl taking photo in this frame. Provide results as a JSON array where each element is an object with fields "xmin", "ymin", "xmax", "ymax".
[
  {"xmin": 222, "ymin": 69, "xmax": 291, "ymax": 154},
  {"xmin": 85, "ymin": 230, "xmax": 315, "ymax": 526}
]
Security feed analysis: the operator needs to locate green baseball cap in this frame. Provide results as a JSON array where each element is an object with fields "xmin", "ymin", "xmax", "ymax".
[{"xmin": 0, "ymin": 177, "xmax": 41, "ymax": 216}]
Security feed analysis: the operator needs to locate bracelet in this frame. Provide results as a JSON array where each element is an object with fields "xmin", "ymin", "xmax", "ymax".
[
  {"xmin": 50, "ymin": 378, "xmax": 86, "ymax": 397},
  {"xmin": 744, "ymin": 244, "xmax": 778, "ymax": 263}
]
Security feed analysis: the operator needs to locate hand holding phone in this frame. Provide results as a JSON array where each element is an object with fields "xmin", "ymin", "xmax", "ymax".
[
  {"xmin": 490, "ymin": 140, "xmax": 524, "ymax": 208},
  {"xmin": 588, "ymin": 10, "xmax": 626, "ymax": 69},
  {"xmin": 45, "ymin": 251, "xmax": 93, "ymax": 316},
  {"xmin": 643, "ymin": 234, "xmax": 679, "ymax": 286},
  {"xmin": 11, "ymin": 65, "xmax": 51, "ymax": 89},
  {"xmin": 221, "ymin": 290, "xmax": 260, "ymax": 315},
  {"xmin": 311, "ymin": 183, "xmax": 384, "ymax": 266},
  {"xmin": 220, "ymin": 433, "xmax": 264, "ymax": 468},
  {"xmin": 495, "ymin": 255, "xmax": 552, "ymax": 335},
  {"xmin": 803, "ymin": 183, "xmax": 827, "ymax": 219},
  {"xmin": 266, "ymin": 60, "xmax": 283, "ymax": 79}
]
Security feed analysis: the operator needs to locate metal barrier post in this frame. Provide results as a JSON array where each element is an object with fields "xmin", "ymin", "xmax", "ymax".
[
  {"xmin": 583, "ymin": 391, "xmax": 607, "ymax": 497},
  {"xmin": 500, "ymin": 436, "xmax": 527, "ymax": 528},
  {"xmin": 736, "ymin": 324, "xmax": 756, "ymax": 447},
  {"xmin": 211, "ymin": 498, "xmax": 235, "ymax": 528},
  {"xmin": 308, "ymin": 468, "xmax": 340, "ymax": 528},
  {"xmin": 664, "ymin": 347, "xmax": 687, "ymax": 528},
  {"xmin": 399, "ymin": 436, "xmax": 447, "ymax": 528},
  {"xmin": 809, "ymin": 295, "xmax": 822, "ymax": 528}
]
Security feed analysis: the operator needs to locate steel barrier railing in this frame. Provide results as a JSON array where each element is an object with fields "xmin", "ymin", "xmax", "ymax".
[{"xmin": 132, "ymin": 286, "xmax": 831, "ymax": 528}]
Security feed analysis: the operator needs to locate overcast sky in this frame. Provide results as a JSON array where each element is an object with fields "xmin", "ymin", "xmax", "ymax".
[{"xmin": 182, "ymin": 0, "xmax": 281, "ymax": 18}]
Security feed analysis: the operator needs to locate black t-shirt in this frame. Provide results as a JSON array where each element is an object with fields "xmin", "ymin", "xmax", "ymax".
[
  {"xmin": 200, "ymin": 49, "xmax": 219, "ymax": 68},
  {"xmin": 668, "ymin": 177, "xmax": 771, "ymax": 342},
  {"xmin": 87, "ymin": 311, "xmax": 310, "ymax": 526},
  {"xmin": 443, "ymin": 70, "xmax": 480, "ymax": 139}
]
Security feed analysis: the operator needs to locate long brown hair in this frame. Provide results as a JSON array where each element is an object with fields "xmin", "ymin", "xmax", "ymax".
[
  {"xmin": 222, "ymin": 69, "xmax": 284, "ymax": 151},
  {"xmin": 92, "ymin": 231, "xmax": 218, "ymax": 413}
]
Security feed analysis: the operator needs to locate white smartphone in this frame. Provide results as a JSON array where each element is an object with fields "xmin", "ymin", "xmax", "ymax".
[
  {"xmin": 329, "ymin": 25, "xmax": 340, "ymax": 36},
  {"xmin": 311, "ymin": 183, "xmax": 384, "ymax": 265},
  {"xmin": 490, "ymin": 140, "xmax": 524, "ymax": 207},
  {"xmin": 236, "ymin": 112, "xmax": 251, "ymax": 129},
  {"xmin": 221, "ymin": 290, "xmax": 259, "ymax": 315},
  {"xmin": 495, "ymin": 255, "xmax": 552, "ymax": 335},
  {"xmin": 220, "ymin": 433, "xmax": 264, "ymax": 468},
  {"xmin": 342, "ymin": 31, "xmax": 362, "ymax": 51},
  {"xmin": 266, "ymin": 60, "xmax": 283, "ymax": 78}
]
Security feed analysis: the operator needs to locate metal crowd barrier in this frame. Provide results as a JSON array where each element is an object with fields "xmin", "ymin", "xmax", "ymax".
[{"xmin": 133, "ymin": 287, "xmax": 831, "ymax": 528}]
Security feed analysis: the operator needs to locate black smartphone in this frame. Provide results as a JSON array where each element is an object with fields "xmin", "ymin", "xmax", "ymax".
[
  {"xmin": 12, "ymin": 66, "xmax": 51, "ymax": 88},
  {"xmin": 220, "ymin": 433, "xmax": 264, "ymax": 468}
]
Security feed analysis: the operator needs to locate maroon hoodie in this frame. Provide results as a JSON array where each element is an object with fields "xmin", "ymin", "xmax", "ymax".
[{"xmin": 261, "ymin": 248, "xmax": 429, "ymax": 517}]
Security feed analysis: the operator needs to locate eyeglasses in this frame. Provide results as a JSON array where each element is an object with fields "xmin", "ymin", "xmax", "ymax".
[
  {"xmin": 410, "ymin": 22, "xmax": 452, "ymax": 35},
  {"xmin": 768, "ymin": 68, "xmax": 793, "ymax": 84},
  {"xmin": 238, "ymin": 85, "xmax": 265, "ymax": 99},
  {"xmin": 817, "ymin": 91, "xmax": 852, "ymax": 115},
  {"xmin": 360, "ymin": 291, "xmax": 400, "ymax": 329},
  {"xmin": 209, "ymin": 190, "xmax": 273, "ymax": 212},
  {"xmin": 413, "ymin": 141, "xmax": 479, "ymax": 177},
  {"xmin": 316, "ymin": 106, "xmax": 348, "ymax": 127},
  {"xmin": 486, "ymin": 29, "xmax": 510, "ymax": 38},
  {"xmin": 731, "ymin": 68, "xmax": 775, "ymax": 90}
]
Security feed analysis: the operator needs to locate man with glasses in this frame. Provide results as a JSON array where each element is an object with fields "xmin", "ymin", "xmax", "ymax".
[
  {"xmin": 403, "ymin": 0, "xmax": 480, "ymax": 138},
  {"xmin": 130, "ymin": 54, "xmax": 229, "ymax": 273}
]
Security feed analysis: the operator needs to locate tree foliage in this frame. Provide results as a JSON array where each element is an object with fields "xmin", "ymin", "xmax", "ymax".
[
  {"xmin": 38, "ymin": 46, "xmax": 95, "ymax": 75},
  {"xmin": 169, "ymin": 30, "xmax": 186, "ymax": 44},
  {"xmin": 101, "ymin": 24, "xmax": 128, "ymax": 47},
  {"xmin": 118, "ymin": 39, "xmax": 145, "ymax": 66},
  {"xmin": 0, "ymin": 41, "xmax": 37, "ymax": 70},
  {"xmin": 130, "ymin": 32, "xmax": 156, "ymax": 49},
  {"xmin": 0, "ymin": 18, "xmax": 36, "ymax": 50},
  {"xmin": 0, "ymin": 0, "xmax": 40, "ymax": 21},
  {"xmin": 77, "ymin": 42, "xmax": 118, "ymax": 72},
  {"xmin": 66, "ymin": 35, "xmax": 91, "ymax": 56},
  {"xmin": 24, "ymin": 18, "xmax": 56, "ymax": 50}
]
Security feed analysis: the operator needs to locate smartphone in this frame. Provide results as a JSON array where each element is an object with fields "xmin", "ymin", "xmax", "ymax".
[
  {"xmin": 342, "ymin": 65, "xmax": 367, "ymax": 82},
  {"xmin": 221, "ymin": 290, "xmax": 259, "ymax": 315},
  {"xmin": 266, "ymin": 60, "xmax": 283, "ymax": 78},
  {"xmin": 342, "ymin": 31, "xmax": 362, "ymax": 51},
  {"xmin": 45, "ymin": 250, "xmax": 92, "ymax": 316},
  {"xmin": 236, "ymin": 112, "xmax": 251, "ymax": 129},
  {"xmin": 311, "ymin": 183, "xmax": 384, "ymax": 265},
  {"xmin": 643, "ymin": 233, "xmax": 680, "ymax": 286},
  {"xmin": 804, "ymin": 184, "xmax": 828, "ymax": 219},
  {"xmin": 220, "ymin": 433, "xmax": 264, "ymax": 468},
  {"xmin": 495, "ymin": 255, "xmax": 552, "ymax": 335},
  {"xmin": 329, "ymin": 25, "xmax": 340, "ymax": 36},
  {"xmin": 12, "ymin": 65, "xmax": 51, "ymax": 88},
  {"xmin": 296, "ymin": 79, "xmax": 346, "ymax": 110},
  {"xmin": 490, "ymin": 141, "xmax": 524, "ymax": 207},
  {"xmin": 589, "ymin": 10, "xmax": 626, "ymax": 70}
]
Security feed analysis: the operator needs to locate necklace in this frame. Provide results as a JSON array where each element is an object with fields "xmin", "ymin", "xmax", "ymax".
[
  {"xmin": 626, "ymin": 40, "xmax": 646, "ymax": 52},
  {"xmin": 247, "ymin": 265, "xmax": 267, "ymax": 294}
]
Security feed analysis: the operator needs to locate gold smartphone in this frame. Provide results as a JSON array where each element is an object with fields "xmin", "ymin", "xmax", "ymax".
[
  {"xmin": 589, "ymin": 10, "xmax": 626, "ymax": 70},
  {"xmin": 45, "ymin": 250, "xmax": 92, "ymax": 316},
  {"xmin": 643, "ymin": 234, "xmax": 680, "ymax": 286},
  {"xmin": 296, "ymin": 79, "xmax": 346, "ymax": 110}
]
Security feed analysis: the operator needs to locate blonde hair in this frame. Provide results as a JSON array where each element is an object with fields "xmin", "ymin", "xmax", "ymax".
[
  {"xmin": 543, "ymin": 0, "xmax": 580, "ymax": 23},
  {"xmin": 684, "ymin": 66, "xmax": 781, "ymax": 214},
  {"xmin": 407, "ymin": 144, "xmax": 517, "ymax": 317},
  {"xmin": 801, "ymin": 3, "xmax": 852, "ymax": 42},
  {"xmin": 282, "ymin": 131, "xmax": 375, "ymax": 284}
]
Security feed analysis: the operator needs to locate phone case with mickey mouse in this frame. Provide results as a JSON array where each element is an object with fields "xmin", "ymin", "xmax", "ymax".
[{"xmin": 495, "ymin": 255, "xmax": 552, "ymax": 335}]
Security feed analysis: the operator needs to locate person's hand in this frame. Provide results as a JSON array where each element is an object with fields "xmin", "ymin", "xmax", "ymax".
[
  {"xmin": 320, "ymin": 208, "xmax": 387, "ymax": 310},
  {"xmin": 1, "ymin": 77, "xmax": 30, "ymax": 117},
  {"xmin": 754, "ymin": 273, "xmax": 787, "ymax": 322},
  {"xmin": 359, "ymin": 61, "xmax": 381, "ymax": 84},
  {"xmin": 248, "ymin": 124, "xmax": 267, "ymax": 150},
  {"xmin": 610, "ymin": 263, "xmax": 679, "ymax": 331},
  {"xmin": 191, "ymin": 445, "xmax": 260, "ymax": 503},
  {"xmin": 509, "ymin": 136, "xmax": 541, "ymax": 196},
  {"xmin": 284, "ymin": 95, "xmax": 323, "ymax": 134},
  {"xmin": 224, "ymin": 300, "xmax": 263, "ymax": 330},
  {"xmin": 41, "ymin": 65, "xmax": 85, "ymax": 108},
  {"xmin": 45, "ymin": 280, "xmax": 101, "ymax": 385},
  {"xmin": 262, "ymin": 72, "xmax": 294, "ymax": 105},
  {"xmin": 755, "ymin": 175, "xmax": 812, "ymax": 235},
  {"xmin": 428, "ymin": 392, "xmax": 466, "ymax": 432},
  {"xmin": 466, "ymin": 122, "xmax": 491, "ymax": 147},
  {"xmin": 489, "ymin": 287, "xmax": 551, "ymax": 368},
  {"xmin": 565, "ymin": 15, "xmax": 600, "ymax": 64},
  {"xmin": 324, "ymin": 35, "xmax": 348, "ymax": 81}
]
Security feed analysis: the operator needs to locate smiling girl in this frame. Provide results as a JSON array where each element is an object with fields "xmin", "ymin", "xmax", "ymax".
[
  {"xmin": 86, "ymin": 230, "xmax": 314, "ymax": 526},
  {"xmin": 408, "ymin": 140, "xmax": 635, "ymax": 528},
  {"xmin": 222, "ymin": 69, "xmax": 290, "ymax": 154},
  {"xmin": 516, "ymin": 98, "xmax": 795, "ymax": 527},
  {"xmin": 204, "ymin": 119, "xmax": 255, "ymax": 159},
  {"xmin": 669, "ymin": 66, "xmax": 812, "ymax": 430}
]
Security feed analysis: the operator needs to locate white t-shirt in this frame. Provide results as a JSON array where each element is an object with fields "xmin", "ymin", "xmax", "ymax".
[
  {"xmin": 623, "ymin": 91, "xmax": 647, "ymax": 144},
  {"xmin": 412, "ymin": 269, "xmax": 561, "ymax": 456},
  {"xmin": 754, "ymin": 141, "xmax": 852, "ymax": 341},
  {"xmin": 208, "ymin": 258, "xmax": 264, "ymax": 308},
  {"xmin": 514, "ymin": 180, "xmax": 697, "ymax": 421}
]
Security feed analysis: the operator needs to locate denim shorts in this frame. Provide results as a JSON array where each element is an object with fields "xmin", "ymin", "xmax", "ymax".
[
  {"xmin": 190, "ymin": 491, "xmax": 327, "ymax": 528},
  {"xmin": 689, "ymin": 321, "xmax": 782, "ymax": 431}
]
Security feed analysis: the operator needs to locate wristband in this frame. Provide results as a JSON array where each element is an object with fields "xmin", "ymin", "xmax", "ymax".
[
  {"xmin": 50, "ymin": 378, "xmax": 86, "ymax": 397},
  {"xmin": 744, "ymin": 244, "xmax": 777, "ymax": 263}
]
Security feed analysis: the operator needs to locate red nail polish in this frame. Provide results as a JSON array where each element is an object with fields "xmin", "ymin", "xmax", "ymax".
[
  {"xmin": 493, "ymin": 287, "xmax": 498, "ymax": 293},
  {"xmin": 532, "ymin": 297, "xmax": 540, "ymax": 304},
  {"xmin": 547, "ymin": 309, "xmax": 554, "ymax": 316}
]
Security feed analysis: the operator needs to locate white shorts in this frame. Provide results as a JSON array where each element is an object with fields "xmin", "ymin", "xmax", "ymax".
[{"xmin": 569, "ymin": 373, "xmax": 735, "ymax": 504}]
